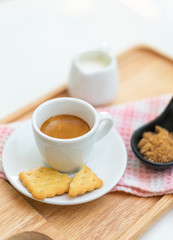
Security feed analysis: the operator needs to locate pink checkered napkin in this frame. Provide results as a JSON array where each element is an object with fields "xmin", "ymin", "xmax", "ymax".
[
  {"xmin": 97, "ymin": 94, "xmax": 173, "ymax": 197},
  {"xmin": 0, "ymin": 94, "xmax": 173, "ymax": 197}
]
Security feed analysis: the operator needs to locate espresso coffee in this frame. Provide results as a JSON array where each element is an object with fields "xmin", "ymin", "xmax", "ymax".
[{"xmin": 40, "ymin": 114, "xmax": 90, "ymax": 139}]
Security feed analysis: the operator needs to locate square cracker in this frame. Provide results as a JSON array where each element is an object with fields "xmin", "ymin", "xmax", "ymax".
[
  {"xmin": 68, "ymin": 165, "xmax": 103, "ymax": 197},
  {"xmin": 19, "ymin": 167, "xmax": 71, "ymax": 200}
]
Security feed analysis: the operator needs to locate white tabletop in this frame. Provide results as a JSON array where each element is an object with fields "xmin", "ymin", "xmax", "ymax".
[
  {"xmin": 1, "ymin": 0, "xmax": 173, "ymax": 118},
  {"xmin": 0, "ymin": 0, "xmax": 172, "ymax": 238}
]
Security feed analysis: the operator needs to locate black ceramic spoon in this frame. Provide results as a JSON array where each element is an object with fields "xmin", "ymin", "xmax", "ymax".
[{"xmin": 131, "ymin": 96, "xmax": 173, "ymax": 170}]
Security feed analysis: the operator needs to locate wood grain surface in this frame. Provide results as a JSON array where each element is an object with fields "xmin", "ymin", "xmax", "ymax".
[
  {"xmin": 117, "ymin": 194, "xmax": 173, "ymax": 240},
  {"xmin": 0, "ymin": 179, "xmax": 65, "ymax": 240},
  {"xmin": 1, "ymin": 46, "xmax": 173, "ymax": 240}
]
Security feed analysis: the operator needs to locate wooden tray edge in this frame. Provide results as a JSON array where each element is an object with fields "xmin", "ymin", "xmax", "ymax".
[
  {"xmin": 117, "ymin": 194, "xmax": 173, "ymax": 240},
  {"xmin": 117, "ymin": 44, "xmax": 173, "ymax": 62},
  {"xmin": 0, "ymin": 84, "xmax": 67, "ymax": 124}
]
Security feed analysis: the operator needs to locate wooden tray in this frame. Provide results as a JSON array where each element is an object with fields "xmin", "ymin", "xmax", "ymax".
[
  {"xmin": 1, "ymin": 46, "xmax": 173, "ymax": 240},
  {"xmin": 0, "ymin": 178, "xmax": 66, "ymax": 240}
]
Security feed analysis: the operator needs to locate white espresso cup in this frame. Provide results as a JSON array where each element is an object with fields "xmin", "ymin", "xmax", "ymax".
[
  {"xmin": 32, "ymin": 97, "xmax": 113, "ymax": 172},
  {"xmin": 68, "ymin": 50, "xmax": 119, "ymax": 106}
]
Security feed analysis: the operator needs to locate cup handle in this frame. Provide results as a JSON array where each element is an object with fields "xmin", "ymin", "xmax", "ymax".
[{"xmin": 96, "ymin": 112, "xmax": 113, "ymax": 141}]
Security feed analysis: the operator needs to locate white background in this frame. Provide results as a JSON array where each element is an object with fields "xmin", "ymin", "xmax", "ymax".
[
  {"xmin": 0, "ymin": 0, "xmax": 173, "ymax": 238},
  {"xmin": 1, "ymin": 0, "xmax": 173, "ymax": 118}
]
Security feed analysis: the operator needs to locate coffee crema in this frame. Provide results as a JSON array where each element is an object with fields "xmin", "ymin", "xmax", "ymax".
[{"xmin": 40, "ymin": 114, "xmax": 90, "ymax": 139}]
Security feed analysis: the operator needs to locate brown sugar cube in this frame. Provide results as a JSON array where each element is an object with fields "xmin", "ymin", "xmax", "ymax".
[
  {"xmin": 19, "ymin": 167, "xmax": 72, "ymax": 200},
  {"xmin": 68, "ymin": 165, "xmax": 103, "ymax": 197}
]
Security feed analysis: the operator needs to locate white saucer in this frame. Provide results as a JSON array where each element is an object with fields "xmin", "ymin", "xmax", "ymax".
[{"xmin": 2, "ymin": 121, "xmax": 127, "ymax": 205}]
